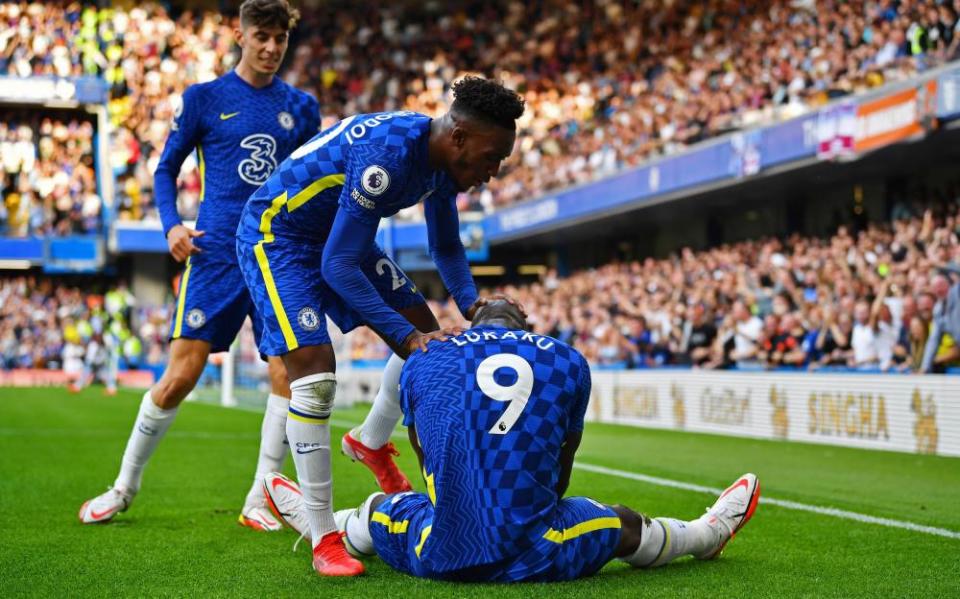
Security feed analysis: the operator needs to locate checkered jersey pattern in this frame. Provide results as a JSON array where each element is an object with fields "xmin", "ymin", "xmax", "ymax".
[
  {"xmin": 159, "ymin": 71, "xmax": 319, "ymax": 259},
  {"xmin": 399, "ymin": 325, "xmax": 592, "ymax": 573},
  {"xmin": 237, "ymin": 111, "xmax": 455, "ymax": 244}
]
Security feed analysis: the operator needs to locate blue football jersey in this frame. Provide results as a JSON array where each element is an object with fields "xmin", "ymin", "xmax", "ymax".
[
  {"xmin": 237, "ymin": 110, "xmax": 457, "ymax": 246},
  {"xmin": 154, "ymin": 71, "xmax": 319, "ymax": 260},
  {"xmin": 398, "ymin": 325, "xmax": 592, "ymax": 572}
]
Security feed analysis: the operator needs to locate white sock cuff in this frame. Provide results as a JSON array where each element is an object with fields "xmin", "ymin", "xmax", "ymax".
[
  {"xmin": 290, "ymin": 372, "xmax": 337, "ymax": 389},
  {"xmin": 142, "ymin": 391, "xmax": 177, "ymax": 419},
  {"xmin": 621, "ymin": 517, "xmax": 667, "ymax": 569},
  {"xmin": 289, "ymin": 372, "xmax": 336, "ymax": 419},
  {"xmin": 266, "ymin": 393, "xmax": 289, "ymax": 417}
]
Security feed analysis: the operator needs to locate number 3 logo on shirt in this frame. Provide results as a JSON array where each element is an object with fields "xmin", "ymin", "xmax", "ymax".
[{"xmin": 238, "ymin": 134, "xmax": 278, "ymax": 185}]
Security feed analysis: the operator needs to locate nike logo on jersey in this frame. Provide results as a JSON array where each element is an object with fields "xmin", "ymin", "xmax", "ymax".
[{"xmin": 220, "ymin": 112, "xmax": 240, "ymax": 120}]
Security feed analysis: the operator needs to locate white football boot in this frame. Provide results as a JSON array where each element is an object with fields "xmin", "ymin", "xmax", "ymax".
[
  {"xmin": 695, "ymin": 472, "xmax": 761, "ymax": 560},
  {"xmin": 238, "ymin": 503, "xmax": 283, "ymax": 532},
  {"xmin": 78, "ymin": 487, "xmax": 133, "ymax": 524},
  {"xmin": 262, "ymin": 472, "xmax": 311, "ymax": 541}
]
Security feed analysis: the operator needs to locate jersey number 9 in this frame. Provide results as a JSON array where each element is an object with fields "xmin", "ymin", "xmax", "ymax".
[{"xmin": 476, "ymin": 353, "xmax": 533, "ymax": 435}]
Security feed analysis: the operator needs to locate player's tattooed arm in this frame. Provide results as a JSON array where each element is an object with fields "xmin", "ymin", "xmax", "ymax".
[{"xmin": 556, "ymin": 432, "xmax": 582, "ymax": 498}]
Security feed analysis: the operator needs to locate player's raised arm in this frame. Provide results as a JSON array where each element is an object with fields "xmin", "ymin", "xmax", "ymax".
[
  {"xmin": 154, "ymin": 86, "xmax": 205, "ymax": 262},
  {"xmin": 423, "ymin": 192, "xmax": 478, "ymax": 319}
]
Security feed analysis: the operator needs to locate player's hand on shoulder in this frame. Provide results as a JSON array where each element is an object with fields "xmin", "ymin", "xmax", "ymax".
[
  {"xmin": 466, "ymin": 294, "xmax": 527, "ymax": 321},
  {"xmin": 402, "ymin": 327, "xmax": 459, "ymax": 357},
  {"xmin": 166, "ymin": 224, "xmax": 204, "ymax": 263}
]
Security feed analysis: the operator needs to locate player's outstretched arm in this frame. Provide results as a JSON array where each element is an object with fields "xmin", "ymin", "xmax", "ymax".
[
  {"xmin": 154, "ymin": 86, "xmax": 205, "ymax": 262},
  {"xmin": 423, "ymin": 193, "xmax": 478, "ymax": 317},
  {"xmin": 322, "ymin": 208, "xmax": 421, "ymax": 356}
]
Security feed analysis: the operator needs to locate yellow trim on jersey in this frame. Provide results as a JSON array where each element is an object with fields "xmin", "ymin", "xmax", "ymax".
[
  {"xmin": 287, "ymin": 173, "xmax": 345, "ymax": 212},
  {"xmin": 250, "ymin": 173, "xmax": 346, "ymax": 352},
  {"xmin": 253, "ymin": 240, "xmax": 298, "ymax": 351},
  {"xmin": 414, "ymin": 525, "xmax": 432, "ymax": 558},
  {"xmin": 197, "ymin": 145, "xmax": 206, "ymax": 203},
  {"xmin": 172, "ymin": 256, "xmax": 193, "ymax": 338},
  {"xmin": 371, "ymin": 511, "xmax": 409, "ymax": 534},
  {"xmin": 287, "ymin": 411, "xmax": 328, "ymax": 425},
  {"xmin": 422, "ymin": 467, "xmax": 437, "ymax": 505},
  {"xmin": 257, "ymin": 191, "xmax": 288, "ymax": 243},
  {"xmin": 542, "ymin": 516, "xmax": 621, "ymax": 544}
]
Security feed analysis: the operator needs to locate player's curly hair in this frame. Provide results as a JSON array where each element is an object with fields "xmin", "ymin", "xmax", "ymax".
[
  {"xmin": 239, "ymin": 0, "xmax": 300, "ymax": 31},
  {"xmin": 451, "ymin": 76, "xmax": 525, "ymax": 130}
]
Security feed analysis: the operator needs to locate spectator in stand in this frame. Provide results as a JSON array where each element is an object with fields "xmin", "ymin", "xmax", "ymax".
[
  {"xmin": 731, "ymin": 301, "xmax": 763, "ymax": 369},
  {"xmin": 920, "ymin": 271, "xmax": 960, "ymax": 372},
  {"xmin": 679, "ymin": 304, "xmax": 716, "ymax": 367}
]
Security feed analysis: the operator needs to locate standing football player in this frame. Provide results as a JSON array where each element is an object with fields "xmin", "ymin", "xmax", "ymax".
[
  {"xmin": 234, "ymin": 76, "xmax": 525, "ymax": 576},
  {"xmin": 266, "ymin": 301, "xmax": 761, "ymax": 582},
  {"xmin": 79, "ymin": 0, "xmax": 320, "ymax": 532}
]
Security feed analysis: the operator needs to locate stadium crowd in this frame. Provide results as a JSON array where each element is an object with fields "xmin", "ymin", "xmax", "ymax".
[
  {"xmin": 2, "ymin": 198, "xmax": 958, "ymax": 374},
  {"xmin": 0, "ymin": 114, "xmax": 101, "ymax": 236},
  {"xmin": 352, "ymin": 198, "xmax": 960, "ymax": 373},
  {"xmin": 0, "ymin": 276, "xmax": 161, "ymax": 374},
  {"xmin": 4, "ymin": 0, "xmax": 960, "ymax": 234}
]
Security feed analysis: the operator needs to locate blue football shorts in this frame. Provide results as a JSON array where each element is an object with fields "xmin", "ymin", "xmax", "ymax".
[
  {"xmin": 370, "ymin": 492, "xmax": 622, "ymax": 582},
  {"xmin": 168, "ymin": 253, "xmax": 263, "ymax": 353},
  {"xmin": 236, "ymin": 237, "xmax": 425, "ymax": 357}
]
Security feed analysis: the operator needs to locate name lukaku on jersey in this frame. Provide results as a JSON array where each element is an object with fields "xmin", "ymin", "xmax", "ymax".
[{"xmin": 450, "ymin": 329, "xmax": 556, "ymax": 351}]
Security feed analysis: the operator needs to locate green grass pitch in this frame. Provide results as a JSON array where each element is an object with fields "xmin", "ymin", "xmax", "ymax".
[{"xmin": 1, "ymin": 387, "xmax": 958, "ymax": 598}]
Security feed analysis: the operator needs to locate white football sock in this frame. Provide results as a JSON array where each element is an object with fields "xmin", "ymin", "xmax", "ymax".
[
  {"xmin": 358, "ymin": 353, "xmax": 404, "ymax": 449},
  {"xmin": 244, "ymin": 393, "xmax": 289, "ymax": 507},
  {"xmin": 287, "ymin": 373, "xmax": 337, "ymax": 545},
  {"xmin": 622, "ymin": 517, "xmax": 715, "ymax": 568},
  {"xmin": 113, "ymin": 391, "xmax": 178, "ymax": 494},
  {"xmin": 335, "ymin": 492, "xmax": 382, "ymax": 556}
]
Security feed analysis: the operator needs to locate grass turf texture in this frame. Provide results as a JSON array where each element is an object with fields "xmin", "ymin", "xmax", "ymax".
[{"xmin": 1, "ymin": 388, "xmax": 958, "ymax": 598}]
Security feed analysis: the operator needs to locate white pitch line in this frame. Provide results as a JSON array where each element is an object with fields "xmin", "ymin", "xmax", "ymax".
[
  {"xmin": 201, "ymin": 403, "xmax": 960, "ymax": 540},
  {"xmin": 573, "ymin": 462, "xmax": 960, "ymax": 540}
]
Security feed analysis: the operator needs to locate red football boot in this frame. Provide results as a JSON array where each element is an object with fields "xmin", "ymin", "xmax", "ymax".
[{"xmin": 341, "ymin": 428, "xmax": 413, "ymax": 493}]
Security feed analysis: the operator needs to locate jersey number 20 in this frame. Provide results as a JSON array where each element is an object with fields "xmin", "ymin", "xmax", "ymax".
[{"xmin": 476, "ymin": 353, "xmax": 533, "ymax": 435}]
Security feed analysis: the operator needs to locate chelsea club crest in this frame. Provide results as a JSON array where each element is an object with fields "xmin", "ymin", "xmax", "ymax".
[{"xmin": 298, "ymin": 307, "xmax": 320, "ymax": 331}]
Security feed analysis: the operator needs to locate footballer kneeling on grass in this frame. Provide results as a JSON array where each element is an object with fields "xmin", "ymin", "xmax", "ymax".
[{"xmin": 261, "ymin": 300, "xmax": 761, "ymax": 582}]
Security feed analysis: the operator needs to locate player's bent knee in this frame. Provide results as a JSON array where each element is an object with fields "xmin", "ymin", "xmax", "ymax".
[
  {"xmin": 610, "ymin": 504, "xmax": 645, "ymax": 556},
  {"xmin": 289, "ymin": 373, "xmax": 336, "ymax": 419}
]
